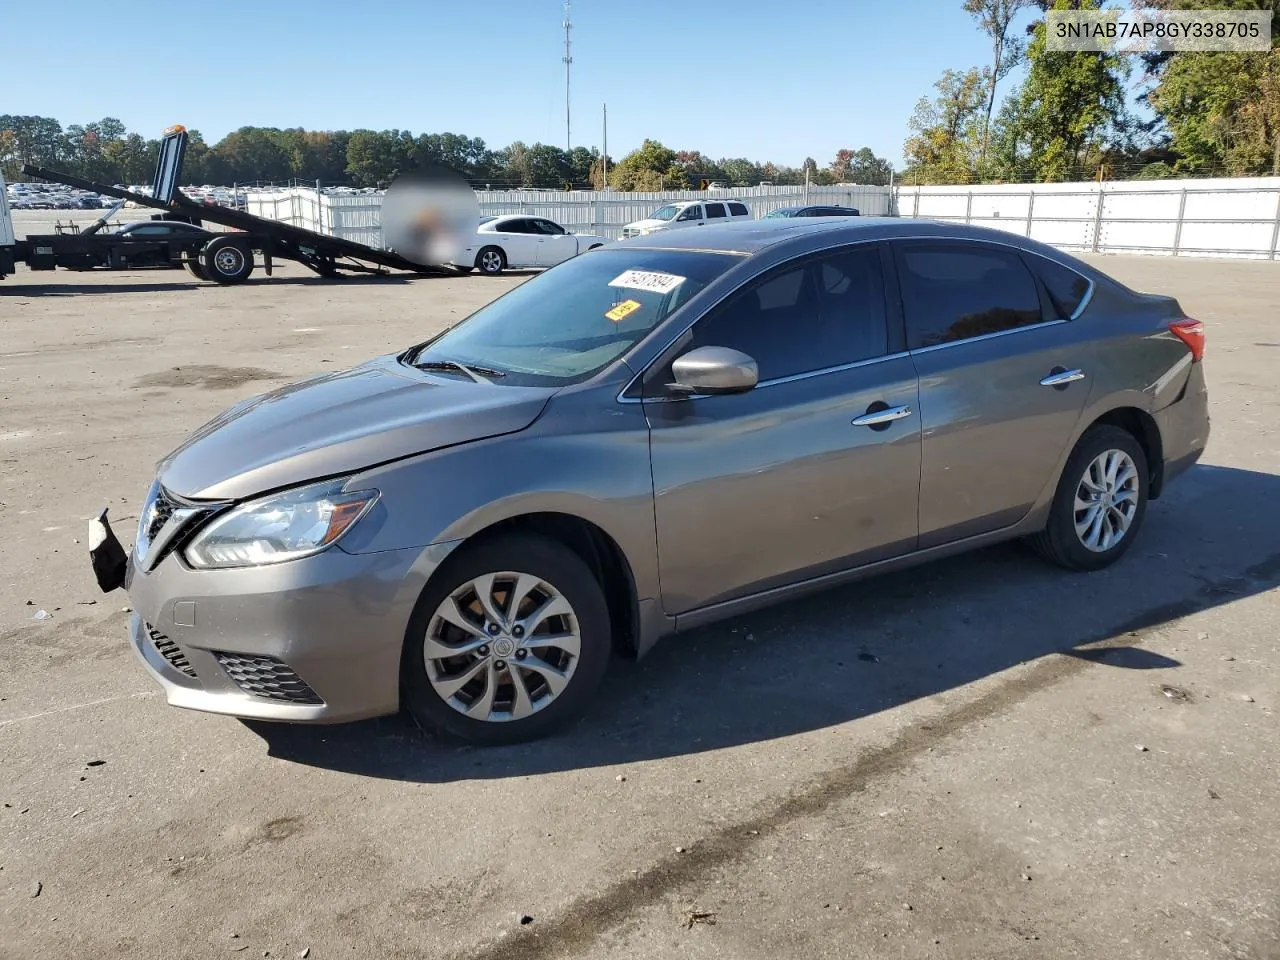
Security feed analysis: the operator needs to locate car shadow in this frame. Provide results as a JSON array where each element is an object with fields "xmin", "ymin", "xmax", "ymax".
[
  {"xmin": 0, "ymin": 274, "xmax": 437, "ymax": 296},
  {"xmin": 245, "ymin": 463, "xmax": 1280, "ymax": 782}
]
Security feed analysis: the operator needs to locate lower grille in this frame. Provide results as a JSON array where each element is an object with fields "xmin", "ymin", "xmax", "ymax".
[
  {"xmin": 213, "ymin": 652, "xmax": 323, "ymax": 705},
  {"xmin": 147, "ymin": 624, "xmax": 197, "ymax": 678}
]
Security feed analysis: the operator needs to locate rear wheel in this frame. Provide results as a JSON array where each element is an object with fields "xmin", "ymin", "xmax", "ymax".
[
  {"xmin": 476, "ymin": 246, "xmax": 506, "ymax": 275},
  {"xmin": 201, "ymin": 236, "xmax": 254, "ymax": 284},
  {"xmin": 1029, "ymin": 425, "xmax": 1149, "ymax": 571},
  {"xmin": 183, "ymin": 258, "xmax": 208, "ymax": 281},
  {"xmin": 401, "ymin": 534, "xmax": 611, "ymax": 745}
]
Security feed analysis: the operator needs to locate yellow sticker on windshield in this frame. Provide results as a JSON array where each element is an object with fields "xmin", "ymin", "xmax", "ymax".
[{"xmin": 605, "ymin": 299, "xmax": 642, "ymax": 322}]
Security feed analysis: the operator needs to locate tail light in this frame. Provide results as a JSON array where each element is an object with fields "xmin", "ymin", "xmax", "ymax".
[{"xmin": 1169, "ymin": 318, "xmax": 1205, "ymax": 362}]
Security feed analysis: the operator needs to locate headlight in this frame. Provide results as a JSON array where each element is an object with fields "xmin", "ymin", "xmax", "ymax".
[{"xmin": 183, "ymin": 478, "xmax": 378, "ymax": 569}]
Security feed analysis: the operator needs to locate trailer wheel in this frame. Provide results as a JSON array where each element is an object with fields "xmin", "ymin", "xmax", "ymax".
[
  {"xmin": 183, "ymin": 259, "xmax": 209, "ymax": 282},
  {"xmin": 476, "ymin": 246, "xmax": 506, "ymax": 275},
  {"xmin": 201, "ymin": 237, "xmax": 254, "ymax": 284}
]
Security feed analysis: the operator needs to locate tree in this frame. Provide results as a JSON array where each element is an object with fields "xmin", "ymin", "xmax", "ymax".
[
  {"xmin": 1135, "ymin": 0, "xmax": 1280, "ymax": 175},
  {"xmin": 1013, "ymin": 0, "xmax": 1129, "ymax": 181},
  {"xmin": 902, "ymin": 68, "xmax": 988, "ymax": 183},
  {"xmin": 345, "ymin": 130, "xmax": 411, "ymax": 187},
  {"xmin": 964, "ymin": 0, "xmax": 1032, "ymax": 160},
  {"xmin": 720, "ymin": 157, "xmax": 760, "ymax": 187},
  {"xmin": 611, "ymin": 139, "xmax": 684, "ymax": 190},
  {"xmin": 831, "ymin": 147, "xmax": 894, "ymax": 184}
]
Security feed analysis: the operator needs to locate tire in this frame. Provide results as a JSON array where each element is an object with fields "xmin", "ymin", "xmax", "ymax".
[
  {"xmin": 201, "ymin": 236, "xmax": 254, "ymax": 284},
  {"xmin": 183, "ymin": 259, "xmax": 208, "ymax": 281},
  {"xmin": 1028, "ymin": 424, "xmax": 1149, "ymax": 572},
  {"xmin": 475, "ymin": 246, "xmax": 506, "ymax": 275},
  {"xmin": 401, "ymin": 534, "xmax": 612, "ymax": 745}
]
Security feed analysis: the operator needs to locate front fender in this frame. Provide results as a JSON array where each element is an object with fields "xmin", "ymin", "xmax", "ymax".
[{"xmin": 337, "ymin": 407, "xmax": 660, "ymax": 602}]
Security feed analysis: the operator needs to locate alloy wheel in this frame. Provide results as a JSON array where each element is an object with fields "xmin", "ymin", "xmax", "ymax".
[
  {"xmin": 1073, "ymin": 448, "xmax": 1140, "ymax": 552},
  {"xmin": 423, "ymin": 571, "xmax": 581, "ymax": 722}
]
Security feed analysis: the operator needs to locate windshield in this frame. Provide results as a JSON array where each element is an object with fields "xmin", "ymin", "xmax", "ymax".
[
  {"xmin": 764, "ymin": 208, "xmax": 796, "ymax": 219},
  {"xmin": 408, "ymin": 248, "xmax": 741, "ymax": 386},
  {"xmin": 648, "ymin": 204, "xmax": 680, "ymax": 222}
]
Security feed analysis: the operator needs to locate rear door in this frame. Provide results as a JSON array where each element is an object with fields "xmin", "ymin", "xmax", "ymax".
[
  {"xmin": 492, "ymin": 218, "xmax": 540, "ymax": 266},
  {"xmin": 727, "ymin": 202, "xmax": 751, "ymax": 221},
  {"xmin": 893, "ymin": 240, "xmax": 1092, "ymax": 548},
  {"xmin": 531, "ymin": 218, "xmax": 577, "ymax": 266}
]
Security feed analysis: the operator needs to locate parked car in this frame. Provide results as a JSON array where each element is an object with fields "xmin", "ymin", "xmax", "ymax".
[
  {"xmin": 453, "ymin": 215, "xmax": 609, "ymax": 275},
  {"xmin": 112, "ymin": 219, "xmax": 213, "ymax": 268},
  {"xmin": 90, "ymin": 218, "xmax": 1209, "ymax": 745},
  {"xmin": 765, "ymin": 205, "xmax": 861, "ymax": 218},
  {"xmin": 621, "ymin": 199, "xmax": 752, "ymax": 238}
]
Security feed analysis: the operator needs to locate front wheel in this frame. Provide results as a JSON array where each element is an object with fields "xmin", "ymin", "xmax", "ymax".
[
  {"xmin": 1028, "ymin": 424, "xmax": 1149, "ymax": 572},
  {"xmin": 401, "ymin": 534, "xmax": 611, "ymax": 744}
]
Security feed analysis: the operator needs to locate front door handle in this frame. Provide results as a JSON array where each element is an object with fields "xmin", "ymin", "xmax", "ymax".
[
  {"xmin": 1040, "ymin": 367, "xmax": 1086, "ymax": 387},
  {"xmin": 852, "ymin": 404, "xmax": 913, "ymax": 427}
]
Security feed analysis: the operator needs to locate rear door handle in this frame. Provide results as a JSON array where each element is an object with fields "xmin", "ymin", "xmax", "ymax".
[
  {"xmin": 852, "ymin": 404, "xmax": 913, "ymax": 427},
  {"xmin": 1040, "ymin": 368, "xmax": 1086, "ymax": 387}
]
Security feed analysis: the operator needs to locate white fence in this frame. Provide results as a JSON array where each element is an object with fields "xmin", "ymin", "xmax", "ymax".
[
  {"xmin": 244, "ymin": 184, "xmax": 894, "ymax": 247},
  {"xmin": 243, "ymin": 177, "xmax": 1280, "ymax": 260},
  {"xmin": 894, "ymin": 177, "xmax": 1280, "ymax": 260}
]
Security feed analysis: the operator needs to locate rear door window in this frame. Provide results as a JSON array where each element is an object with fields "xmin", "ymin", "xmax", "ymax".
[
  {"xmin": 1029, "ymin": 255, "xmax": 1092, "ymax": 319},
  {"xmin": 705, "ymin": 202, "xmax": 727, "ymax": 219},
  {"xmin": 895, "ymin": 243, "xmax": 1045, "ymax": 349},
  {"xmin": 728, "ymin": 202, "xmax": 749, "ymax": 217}
]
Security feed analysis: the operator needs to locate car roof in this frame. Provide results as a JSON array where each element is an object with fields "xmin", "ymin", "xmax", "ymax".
[{"xmin": 618, "ymin": 216, "xmax": 1085, "ymax": 261}]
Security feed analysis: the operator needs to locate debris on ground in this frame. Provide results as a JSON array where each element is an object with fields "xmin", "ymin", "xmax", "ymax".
[
  {"xmin": 519, "ymin": 914, "xmax": 534, "ymax": 926},
  {"xmin": 85, "ymin": 760, "xmax": 106, "ymax": 768},
  {"xmin": 31, "ymin": 609, "xmax": 51, "ymax": 621},
  {"xmin": 682, "ymin": 909, "xmax": 717, "ymax": 929},
  {"xmin": 30, "ymin": 881, "xmax": 43, "ymax": 897},
  {"xmin": 299, "ymin": 949, "xmax": 310, "ymax": 959},
  {"xmin": 1135, "ymin": 744, "xmax": 1149, "ymax": 752},
  {"xmin": 615, "ymin": 774, "xmax": 626, "ymax": 782},
  {"xmin": 1239, "ymin": 694, "xmax": 1255, "ymax": 703},
  {"xmin": 1160, "ymin": 684, "xmax": 1193, "ymax": 702},
  {"xmin": 1209, "ymin": 788, "xmax": 1222, "ymax": 799}
]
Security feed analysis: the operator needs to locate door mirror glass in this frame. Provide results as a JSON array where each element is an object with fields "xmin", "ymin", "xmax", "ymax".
[{"xmin": 670, "ymin": 346, "xmax": 758, "ymax": 395}]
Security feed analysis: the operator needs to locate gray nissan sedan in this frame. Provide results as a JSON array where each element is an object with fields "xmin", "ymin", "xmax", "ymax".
[{"xmin": 89, "ymin": 217, "xmax": 1210, "ymax": 744}]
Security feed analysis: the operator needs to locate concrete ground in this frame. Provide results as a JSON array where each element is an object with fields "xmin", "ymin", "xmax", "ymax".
[{"xmin": 0, "ymin": 252, "xmax": 1277, "ymax": 960}]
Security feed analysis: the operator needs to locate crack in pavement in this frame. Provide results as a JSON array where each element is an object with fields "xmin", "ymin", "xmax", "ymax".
[{"xmin": 452, "ymin": 552, "xmax": 1280, "ymax": 960}]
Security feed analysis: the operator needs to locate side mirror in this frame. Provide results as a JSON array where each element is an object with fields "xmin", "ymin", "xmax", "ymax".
[{"xmin": 669, "ymin": 346, "xmax": 758, "ymax": 396}]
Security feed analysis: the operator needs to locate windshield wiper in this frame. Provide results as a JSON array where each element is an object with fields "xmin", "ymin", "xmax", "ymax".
[{"xmin": 414, "ymin": 359, "xmax": 506, "ymax": 383}]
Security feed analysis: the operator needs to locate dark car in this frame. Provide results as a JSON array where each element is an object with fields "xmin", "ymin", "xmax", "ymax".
[
  {"xmin": 113, "ymin": 220, "xmax": 212, "ymax": 268},
  {"xmin": 765, "ymin": 205, "xmax": 861, "ymax": 218}
]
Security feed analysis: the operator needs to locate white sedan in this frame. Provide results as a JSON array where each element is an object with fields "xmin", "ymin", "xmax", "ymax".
[{"xmin": 454, "ymin": 215, "xmax": 609, "ymax": 275}]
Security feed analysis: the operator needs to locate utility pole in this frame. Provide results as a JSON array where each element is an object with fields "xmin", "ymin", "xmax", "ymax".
[
  {"xmin": 602, "ymin": 103, "xmax": 608, "ymax": 189},
  {"xmin": 563, "ymin": 1, "xmax": 573, "ymax": 154}
]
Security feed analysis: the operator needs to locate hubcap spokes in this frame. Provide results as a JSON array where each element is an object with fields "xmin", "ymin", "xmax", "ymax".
[
  {"xmin": 424, "ymin": 571, "xmax": 580, "ymax": 722},
  {"xmin": 1073, "ymin": 449, "xmax": 1139, "ymax": 552}
]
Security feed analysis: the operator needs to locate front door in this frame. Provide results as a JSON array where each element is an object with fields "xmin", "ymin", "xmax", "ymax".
[
  {"xmin": 644, "ymin": 244, "xmax": 922, "ymax": 615},
  {"xmin": 892, "ymin": 240, "xmax": 1091, "ymax": 548}
]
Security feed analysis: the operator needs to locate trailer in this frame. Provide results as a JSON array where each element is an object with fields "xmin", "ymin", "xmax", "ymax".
[{"xmin": 2, "ymin": 125, "xmax": 455, "ymax": 284}]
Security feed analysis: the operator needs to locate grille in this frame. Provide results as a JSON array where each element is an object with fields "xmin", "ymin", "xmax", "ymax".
[
  {"xmin": 147, "ymin": 624, "xmax": 197, "ymax": 678},
  {"xmin": 214, "ymin": 653, "xmax": 323, "ymax": 705}
]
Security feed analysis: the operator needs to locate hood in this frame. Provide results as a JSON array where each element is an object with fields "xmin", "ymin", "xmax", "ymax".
[
  {"xmin": 623, "ymin": 218, "xmax": 670, "ymax": 232},
  {"xmin": 157, "ymin": 355, "xmax": 555, "ymax": 501}
]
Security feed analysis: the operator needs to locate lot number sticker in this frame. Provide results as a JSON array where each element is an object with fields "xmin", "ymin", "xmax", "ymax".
[
  {"xmin": 605, "ymin": 299, "xmax": 643, "ymax": 322},
  {"xmin": 608, "ymin": 270, "xmax": 686, "ymax": 295}
]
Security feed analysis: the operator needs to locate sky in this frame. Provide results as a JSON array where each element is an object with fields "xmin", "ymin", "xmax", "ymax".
[{"xmin": 0, "ymin": 0, "xmax": 1036, "ymax": 169}]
